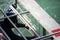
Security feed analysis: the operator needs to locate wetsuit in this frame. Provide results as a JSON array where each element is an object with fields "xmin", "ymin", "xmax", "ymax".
[{"xmin": 0, "ymin": 4, "xmax": 35, "ymax": 40}]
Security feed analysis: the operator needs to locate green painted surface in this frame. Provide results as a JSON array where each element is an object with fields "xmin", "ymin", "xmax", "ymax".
[{"xmin": 36, "ymin": 0, "xmax": 60, "ymax": 24}]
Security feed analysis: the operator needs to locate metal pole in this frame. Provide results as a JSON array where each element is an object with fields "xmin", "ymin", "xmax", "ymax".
[
  {"xmin": 43, "ymin": 28, "xmax": 53, "ymax": 40},
  {"xmin": 32, "ymin": 31, "xmax": 60, "ymax": 40},
  {"xmin": 0, "ymin": 26, "xmax": 11, "ymax": 40}
]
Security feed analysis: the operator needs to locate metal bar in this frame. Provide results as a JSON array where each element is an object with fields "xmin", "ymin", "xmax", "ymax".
[
  {"xmin": 32, "ymin": 31, "xmax": 60, "ymax": 40},
  {"xmin": 0, "ymin": 26, "xmax": 11, "ymax": 40},
  {"xmin": 0, "ymin": 14, "xmax": 17, "ymax": 20},
  {"xmin": 0, "ymin": 9, "xmax": 27, "ymax": 40},
  {"xmin": 0, "ymin": 11, "xmax": 29, "ymax": 20},
  {"xmin": 0, "ymin": 10, "xmax": 11, "ymax": 40}
]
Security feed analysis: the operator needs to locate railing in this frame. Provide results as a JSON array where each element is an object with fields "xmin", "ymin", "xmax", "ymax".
[
  {"xmin": 32, "ymin": 31, "xmax": 60, "ymax": 40},
  {"xmin": 5, "ymin": 0, "xmax": 40, "ymax": 37},
  {"xmin": 0, "ymin": 0, "xmax": 60, "ymax": 40},
  {"xmin": 0, "ymin": 9, "xmax": 27, "ymax": 40},
  {"xmin": 0, "ymin": 0, "xmax": 41, "ymax": 40}
]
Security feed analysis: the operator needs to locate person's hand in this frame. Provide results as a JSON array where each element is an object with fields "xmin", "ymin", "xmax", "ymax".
[
  {"xmin": 25, "ymin": 24, "xmax": 29, "ymax": 29},
  {"xmin": 0, "ymin": 33, "xmax": 5, "ymax": 39}
]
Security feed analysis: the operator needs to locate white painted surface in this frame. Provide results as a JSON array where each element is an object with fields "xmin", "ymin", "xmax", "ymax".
[{"xmin": 17, "ymin": 0, "xmax": 60, "ymax": 39}]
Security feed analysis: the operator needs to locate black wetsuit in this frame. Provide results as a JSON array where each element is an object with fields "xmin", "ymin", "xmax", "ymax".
[{"xmin": 0, "ymin": 13, "xmax": 35, "ymax": 40}]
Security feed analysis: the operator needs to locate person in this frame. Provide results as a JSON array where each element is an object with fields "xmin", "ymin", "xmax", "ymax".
[
  {"xmin": 0, "ymin": 32, "xmax": 5, "ymax": 40},
  {"xmin": 0, "ymin": 4, "xmax": 30, "ymax": 40}
]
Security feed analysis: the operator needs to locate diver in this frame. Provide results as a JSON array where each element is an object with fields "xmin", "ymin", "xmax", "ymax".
[{"xmin": 0, "ymin": 4, "xmax": 30, "ymax": 40}]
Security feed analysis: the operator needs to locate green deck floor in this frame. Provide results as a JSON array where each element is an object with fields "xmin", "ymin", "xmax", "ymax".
[
  {"xmin": 0, "ymin": 0, "xmax": 60, "ymax": 40},
  {"xmin": 36, "ymin": 0, "xmax": 60, "ymax": 24}
]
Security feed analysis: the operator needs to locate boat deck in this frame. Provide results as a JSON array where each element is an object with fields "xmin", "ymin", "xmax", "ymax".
[{"xmin": 0, "ymin": 0, "xmax": 60, "ymax": 40}]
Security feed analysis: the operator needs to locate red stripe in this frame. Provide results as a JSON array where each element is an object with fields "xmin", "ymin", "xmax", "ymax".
[{"xmin": 52, "ymin": 28, "xmax": 60, "ymax": 37}]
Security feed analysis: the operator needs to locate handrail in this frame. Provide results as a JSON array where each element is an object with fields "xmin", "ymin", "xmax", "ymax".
[
  {"xmin": 4, "ymin": 0, "xmax": 40, "ymax": 37},
  {"xmin": 0, "ymin": 9, "xmax": 11, "ymax": 40}
]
